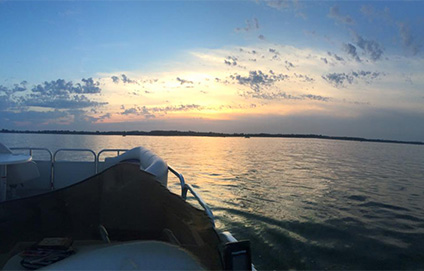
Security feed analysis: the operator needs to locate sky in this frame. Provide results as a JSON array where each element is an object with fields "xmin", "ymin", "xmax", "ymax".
[{"xmin": 0, "ymin": 0, "xmax": 423, "ymax": 141}]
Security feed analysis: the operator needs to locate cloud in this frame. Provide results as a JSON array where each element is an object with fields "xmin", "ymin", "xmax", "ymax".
[
  {"xmin": 284, "ymin": 60, "xmax": 295, "ymax": 70},
  {"xmin": 121, "ymin": 106, "xmax": 156, "ymax": 119},
  {"xmin": 235, "ymin": 17, "xmax": 260, "ymax": 32},
  {"xmin": 121, "ymin": 108, "xmax": 139, "ymax": 115},
  {"xmin": 230, "ymin": 70, "xmax": 288, "ymax": 92},
  {"xmin": 262, "ymin": 0, "xmax": 302, "ymax": 12},
  {"xmin": 328, "ymin": 6, "xmax": 355, "ymax": 25},
  {"xmin": 301, "ymin": 94, "xmax": 330, "ymax": 102},
  {"xmin": 360, "ymin": 5, "xmax": 374, "ymax": 18},
  {"xmin": 240, "ymin": 88, "xmax": 330, "ymax": 102},
  {"xmin": 111, "ymin": 76, "xmax": 120, "ymax": 83},
  {"xmin": 0, "ymin": 77, "xmax": 106, "ymax": 131},
  {"xmin": 352, "ymin": 32, "xmax": 384, "ymax": 61},
  {"xmin": 32, "ymin": 78, "xmax": 101, "ymax": 95},
  {"xmin": 0, "ymin": 107, "xmax": 111, "ymax": 130},
  {"xmin": 120, "ymin": 104, "xmax": 202, "ymax": 119},
  {"xmin": 0, "ymin": 81, "xmax": 28, "ymax": 95},
  {"xmin": 296, "ymin": 11, "xmax": 307, "ymax": 20},
  {"xmin": 294, "ymin": 73, "xmax": 314, "ymax": 82},
  {"xmin": 360, "ymin": 5, "xmax": 392, "ymax": 23},
  {"xmin": 121, "ymin": 74, "xmax": 137, "ymax": 84},
  {"xmin": 0, "ymin": 110, "xmax": 69, "ymax": 127},
  {"xmin": 224, "ymin": 56, "xmax": 238, "ymax": 66},
  {"xmin": 268, "ymin": 48, "xmax": 282, "ymax": 61},
  {"xmin": 0, "ymin": 81, "xmax": 29, "ymax": 108},
  {"xmin": 265, "ymin": 0, "xmax": 290, "ymax": 10},
  {"xmin": 111, "ymin": 74, "xmax": 138, "ymax": 84},
  {"xmin": 397, "ymin": 22, "xmax": 421, "ymax": 56},
  {"xmin": 176, "ymin": 77, "xmax": 194, "ymax": 85},
  {"xmin": 25, "ymin": 78, "xmax": 105, "ymax": 109},
  {"xmin": 322, "ymin": 71, "xmax": 382, "ymax": 88},
  {"xmin": 23, "ymin": 94, "xmax": 107, "ymax": 109},
  {"xmin": 342, "ymin": 43, "xmax": 361, "ymax": 62},
  {"xmin": 241, "ymin": 91, "xmax": 298, "ymax": 100},
  {"xmin": 269, "ymin": 48, "xmax": 279, "ymax": 55},
  {"xmin": 0, "ymin": 93, "xmax": 16, "ymax": 109},
  {"xmin": 99, "ymin": 113, "xmax": 111, "ymax": 120},
  {"xmin": 327, "ymin": 51, "xmax": 344, "ymax": 62}
]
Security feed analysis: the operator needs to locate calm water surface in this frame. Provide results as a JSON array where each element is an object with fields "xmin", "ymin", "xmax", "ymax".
[{"xmin": 1, "ymin": 133, "xmax": 424, "ymax": 270}]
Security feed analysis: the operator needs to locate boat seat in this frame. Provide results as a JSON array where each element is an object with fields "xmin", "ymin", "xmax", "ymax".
[
  {"xmin": 102, "ymin": 147, "xmax": 168, "ymax": 186},
  {"xmin": 0, "ymin": 142, "xmax": 12, "ymax": 154},
  {"xmin": 0, "ymin": 142, "xmax": 40, "ymax": 186},
  {"xmin": 6, "ymin": 161, "xmax": 40, "ymax": 186},
  {"xmin": 40, "ymin": 241, "xmax": 204, "ymax": 270}
]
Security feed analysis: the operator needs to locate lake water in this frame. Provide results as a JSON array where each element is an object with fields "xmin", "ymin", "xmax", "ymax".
[{"xmin": 1, "ymin": 133, "xmax": 424, "ymax": 270}]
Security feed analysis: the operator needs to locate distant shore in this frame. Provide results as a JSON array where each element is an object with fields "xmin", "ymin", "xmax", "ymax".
[{"xmin": 1, "ymin": 129, "xmax": 423, "ymax": 146}]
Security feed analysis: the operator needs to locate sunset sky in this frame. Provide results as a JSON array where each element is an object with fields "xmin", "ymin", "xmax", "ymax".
[{"xmin": 1, "ymin": 1, "xmax": 423, "ymax": 141}]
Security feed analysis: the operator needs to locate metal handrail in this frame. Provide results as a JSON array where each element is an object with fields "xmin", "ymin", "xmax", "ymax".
[
  {"xmin": 10, "ymin": 147, "xmax": 54, "ymax": 190},
  {"xmin": 168, "ymin": 165, "xmax": 187, "ymax": 199},
  {"xmin": 168, "ymin": 165, "xmax": 215, "ymax": 226}
]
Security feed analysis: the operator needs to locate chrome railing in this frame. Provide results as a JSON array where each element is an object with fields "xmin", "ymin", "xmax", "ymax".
[{"xmin": 168, "ymin": 165, "xmax": 215, "ymax": 226}]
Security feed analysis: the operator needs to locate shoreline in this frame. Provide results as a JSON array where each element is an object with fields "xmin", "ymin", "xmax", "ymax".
[{"xmin": 1, "ymin": 129, "xmax": 423, "ymax": 146}]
